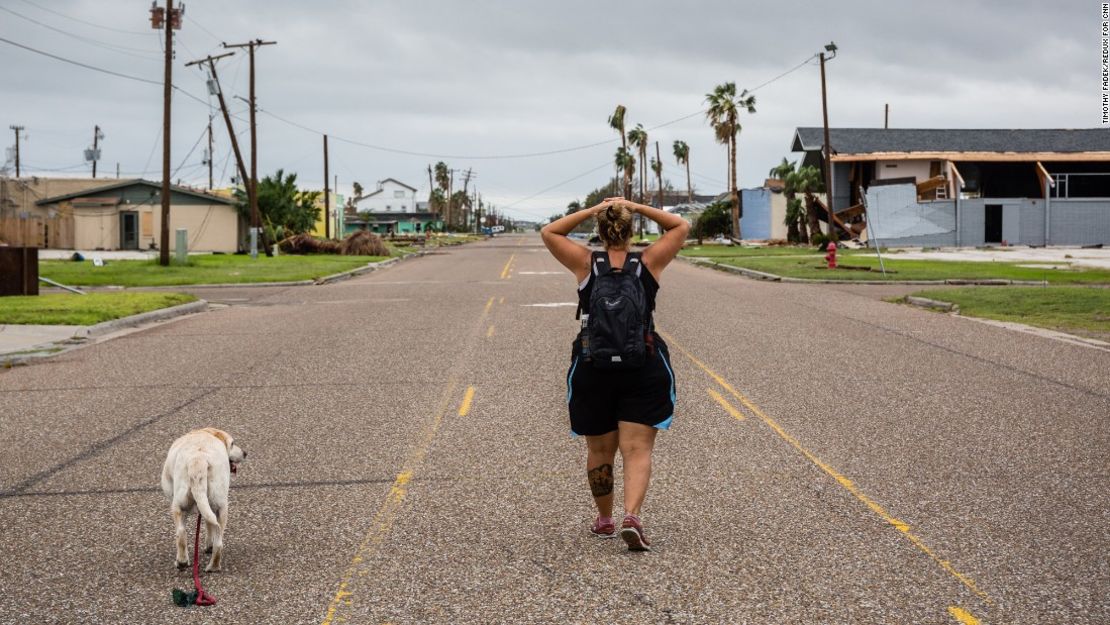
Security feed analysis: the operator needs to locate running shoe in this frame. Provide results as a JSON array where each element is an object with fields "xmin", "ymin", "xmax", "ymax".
[
  {"xmin": 620, "ymin": 514, "xmax": 651, "ymax": 551},
  {"xmin": 590, "ymin": 516, "xmax": 616, "ymax": 539}
]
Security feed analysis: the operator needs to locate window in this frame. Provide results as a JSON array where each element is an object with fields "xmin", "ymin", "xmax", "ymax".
[{"xmin": 394, "ymin": 190, "xmax": 405, "ymax": 198}]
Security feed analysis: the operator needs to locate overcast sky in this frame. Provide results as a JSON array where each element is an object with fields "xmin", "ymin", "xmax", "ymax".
[{"xmin": 1, "ymin": 0, "xmax": 1105, "ymax": 221}]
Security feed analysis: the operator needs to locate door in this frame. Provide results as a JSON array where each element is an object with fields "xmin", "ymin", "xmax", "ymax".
[
  {"xmin": 984, "ymin": 204, "xmax": 1002, "ymax": 244},
  {"xmin": 119, "ymin": 212, "xmax": 139, "ymax": 250}
]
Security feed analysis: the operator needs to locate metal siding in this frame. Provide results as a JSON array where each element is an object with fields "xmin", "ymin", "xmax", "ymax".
[
  {"xmin": 739, "ymin": 188, "xmax": 771, "ymax": 239},
  {"xmin": 1050, "ymin": 200, "xmax": 1110, "ymax": 245},
  {"xmin": 960, "ymin": 200, "xmax": 987, "ymax": 246}
]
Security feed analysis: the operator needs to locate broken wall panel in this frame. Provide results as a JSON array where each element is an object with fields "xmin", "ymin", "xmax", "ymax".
[{"xmin": 865, "ymin": 183, "xmax": 956, "ymax": 245}]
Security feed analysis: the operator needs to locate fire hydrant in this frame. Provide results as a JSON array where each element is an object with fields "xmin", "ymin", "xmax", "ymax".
[{"xmin": 825, "ymin": 241, "xmax": 838, "ymax": 269}]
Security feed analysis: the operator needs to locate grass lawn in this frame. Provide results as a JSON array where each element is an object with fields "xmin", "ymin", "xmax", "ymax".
[
  {"xmin": 905, "ymin": 286, "xmax": 1110, "ymax": 341},
  {"xmin": 39, "ymin": 254, "xmax": 389, "ymax": 287},
  {"xmin": 681, "ymin": 244, "xmax": 829, "ymax": 258},
  {"xmin": 0, "ymin": 292, "xmax": 197, "ymax": 325},
  {"xmin": 709, "ymin": 255, "xmax": 1110, "ymax": 284}
]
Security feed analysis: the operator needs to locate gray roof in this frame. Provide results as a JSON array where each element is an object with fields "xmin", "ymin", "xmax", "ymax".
[
  {"xmin": 36, "ymin": 179, "xmax": 235, "ymax": 205},
  {"xmin": 792, "ymin": 127, "xmax": 1110, "ymax": 155}
]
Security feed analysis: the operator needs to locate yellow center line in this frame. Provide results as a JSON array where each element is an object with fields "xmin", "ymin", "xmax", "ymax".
[
  {"xmin": 707, "ymin": 387, "xmax": 745, "ymax": 420},
  {"xmin": 499, "ymin": 296, "xmax": 505, "ymax": 304},
  {"xmin": 948, "ymin": 606, "xmax": 981, "ymax": 624},
  {"xmin": 483, "ymin": 296, "xmax": 494, "ymax": 314},
  {"xmin": 320, "ymin": 372, "xmax": 461, "ymax": 624},
  {"xmin": 486, "ymin": 325, "xmax": 495, "ymax": 338},
  {"xmin": 499, "ymin": 254, "xmax": 516, "ymax": 279},
  {"xmin": 659, "ymin": 329, "xmax": 993, "ymax": 606},
  {"xmin": 458, "ymin": 386, "xmax": 476, "ymax": 417}
]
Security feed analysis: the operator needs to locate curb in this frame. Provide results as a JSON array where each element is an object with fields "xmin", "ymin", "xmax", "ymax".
[
  {"xmin": 39, "ymin": 252, "xmax": 427, "ymax": 292},
  {"xmin": 313, "ymin": 252, "xmax": 426, "ymax": 285},
  {"xmin": 904, "ymin": 296, "xmax": 957, "ymax": 312},
  {"xmin": 78, "ymin": 299, "xmax": 210, "ymax": 338},
  {"xmin": 2, "ymin": 299, "xmax": 208, "ymax": 367},
  {"xmin": 680, "ymin": 256, "xmax": 1049, "ymax": 286}
]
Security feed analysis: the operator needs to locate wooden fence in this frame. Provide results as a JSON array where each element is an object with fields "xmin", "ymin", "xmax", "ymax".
[{"xmin": 0, "ymin": 215, "xmax": 74, "ymax": 249}]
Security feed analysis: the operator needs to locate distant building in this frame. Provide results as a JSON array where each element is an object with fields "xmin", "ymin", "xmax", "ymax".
[
  {"xmin": 26, "ymin": 179, "xmax": 242, "ymax": 252},
  {"xmin": 309, "ymin": 190, "xmax": 344, "ymax": 239},
  {"xmin": 354, "ymin": 178, "xmax": 419, "ymax": 213},
  {"xmin": 791, "ymin": 127, "xmax": 1110, "ymax": 246},
  {"xmin": 349, "ymin": 178, "xmax": 441, "ymax": 235}
]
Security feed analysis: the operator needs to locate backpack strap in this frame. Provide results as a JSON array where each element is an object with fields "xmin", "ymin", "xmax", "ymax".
[
  {"xmin": 622, "ymin": 251, "xmax": 644, "ymax": 277},
  {"xmin": 592, "ymin": 250, "xmax": 613, "ymax": 276},
  {"xmin": 576, "ymin": 251, "xmax": 611, "ymax": 320}
]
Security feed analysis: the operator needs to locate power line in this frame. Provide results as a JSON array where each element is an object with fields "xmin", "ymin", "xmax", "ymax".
[
  {"xmin": 15, "ymin": 0, "xmax": 151, "ymax": 36},
  {"xmin": 0, "ymin": 5, "xmax": 161, "ymax": 60},
  {"xmin": 501, "ymin": 161, "xmax": 613, "ymax": 210},
  {"xmin": 0, "ymin": 35, "xmax": 163, "ymax": 85},
  {"xmin": 0, "ymin": 35, "xmax": 246, "ymax": 118},
  {"xmin": 185, "ymin": 14, "xmax": 225, "ymax": 44}
]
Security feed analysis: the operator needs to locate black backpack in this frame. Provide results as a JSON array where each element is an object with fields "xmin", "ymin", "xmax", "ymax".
[{"xmin": 581, "ymin": 251, "xmax": 650, "ymax": 369}]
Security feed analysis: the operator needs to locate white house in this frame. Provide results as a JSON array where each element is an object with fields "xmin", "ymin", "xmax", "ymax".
[{"xmin": 355, "ymin": 178, "xmax": 418, "ymax": 213}]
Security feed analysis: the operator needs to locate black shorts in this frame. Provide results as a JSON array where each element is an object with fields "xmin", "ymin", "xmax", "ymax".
[{"xmin": 566, "ymin": 334, "xmax": 676, "ymax": 436}]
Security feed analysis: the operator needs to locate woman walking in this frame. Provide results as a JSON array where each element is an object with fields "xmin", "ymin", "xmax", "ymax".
[{"xmin": 540, "ymin": 197, "xmax": 689, "ymax": 551}]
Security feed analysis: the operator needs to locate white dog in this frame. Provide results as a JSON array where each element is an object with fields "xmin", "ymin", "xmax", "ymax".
[{"xmin": 161, "ymin": 428, "xmax": 246, "ymax": 571}]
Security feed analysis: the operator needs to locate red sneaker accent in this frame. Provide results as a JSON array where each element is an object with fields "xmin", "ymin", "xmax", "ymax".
[
  {"xmin": 620, "ymin": 514, "xmax": 651, "ymax": 551},
  {"xmin": 590, "ymin": 516, "xmax": 617, "ymax": 538}
]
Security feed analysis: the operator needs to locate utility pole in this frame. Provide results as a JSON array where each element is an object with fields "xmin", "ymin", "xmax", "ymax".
[
  {"xmin": 151, "ymin": 1, "xmax": 182, "ymax": 266},
  {"xmin": 461, "ymin": 168, "xmax": 473, "ymax": 230},
  {"xmin": 655, "ymin": 141, "xmax": 664, "ymax": 211},
  {"xmin": 447, "ymin": 169, "xmax": 454, "ymax": 230},
  {"xmin": 91, "ymin": 125, "xmax": 102, "ymax": 178},
  {"xmin": 819, "ymin": 41, "xmax": 838, "ymax": 237},
  {"xmin": 884, "ymin": 103, "xmax": 889, "ymax": 129},
  {"xmin": 186, "ymin": 53, "xmax": 249, "ymax": 196},
  {"xmin": 323, "ymin": 134, "xmax": 330, "ymax": 239},
  {"xmin": 9, "ymin": 125, "xmax": 23, "ymax": 177},
  {"xmin": 223, "ymin": 39, "xmax": 276, "ymax": 257},
  {"xmin": 206, "ymin": 116, "xmax": 213, "ymax": 189}
]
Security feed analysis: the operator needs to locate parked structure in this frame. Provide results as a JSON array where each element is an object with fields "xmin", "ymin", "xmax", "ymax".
[
  {"xmin": 28, "ymin": 179, "xmax": 242, "ymax": 252},
  {"xmin": 791, "ymin": 127, "xmax": 1110, "ymax": 246}
]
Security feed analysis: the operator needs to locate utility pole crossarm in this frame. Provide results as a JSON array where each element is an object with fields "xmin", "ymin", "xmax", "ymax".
[{"xmin": 220, "ymin": 39, "xmax": 276, "ymax": 257}]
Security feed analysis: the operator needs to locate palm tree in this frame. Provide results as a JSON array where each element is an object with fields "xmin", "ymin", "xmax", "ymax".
[
  {"xmin": 614, "ymin": 147, "xmax": 636, "ymax": 204},
  {"xmin": 608, "ymin": 105, "xmax": 630, "ymax": 198},
  {"xmin": 434, "ymin": 161, "xmax": 450, "ymax": 222},
  {"xmin": 627, "ymin": 124, "xmax": 648, "ymax": 204},
  {"xmin": 791, "ymin": 165, "xmax": 824, "ymax": 243},
  {"xmin": 705, "ymin": 82, "xmax": 756, "ymax": 239},
  {"xmin": 673, "ymin": 140, "xmax": 691, "ymax": 203}
]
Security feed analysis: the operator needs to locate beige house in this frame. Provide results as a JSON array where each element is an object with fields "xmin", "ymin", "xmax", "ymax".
[{"xmin": 34, "ymin": 179, "xmax": 243, "ymax": 252}]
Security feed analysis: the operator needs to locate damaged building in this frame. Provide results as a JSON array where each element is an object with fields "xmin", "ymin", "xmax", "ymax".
[{"xmin": 791, "ymin": 127, "xmax": 1110, "ymax": 246}]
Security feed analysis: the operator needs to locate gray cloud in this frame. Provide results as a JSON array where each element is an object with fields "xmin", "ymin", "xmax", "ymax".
[{"xmin": 1, "ymin": 0, "xmax": 1102, "ymax": 221}]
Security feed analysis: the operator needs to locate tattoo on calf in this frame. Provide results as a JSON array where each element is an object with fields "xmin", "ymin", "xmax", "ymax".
[{"xmin": 587, "ymin": 464, "xmax": 614, "ymax": 497}]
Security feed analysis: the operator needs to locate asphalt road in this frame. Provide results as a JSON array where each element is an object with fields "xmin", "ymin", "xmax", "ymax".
[{"xmin": 1, "ymin": 234, "xmax": 1107, "ymax": 624}]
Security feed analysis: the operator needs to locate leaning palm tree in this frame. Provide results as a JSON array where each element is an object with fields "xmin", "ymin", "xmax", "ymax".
[
  {"xmin": 673, "ymin": 140, "xmax": 691, "ymax": 203},
  {"xmin": 705, "ymin": 82, "xmax": 756, "ymax": 239},
  {"xmin": 608, "ymin": 105, "xmax": 630, "ymax": 198}
]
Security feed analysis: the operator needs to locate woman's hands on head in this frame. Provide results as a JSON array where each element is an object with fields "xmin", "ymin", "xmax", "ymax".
[{"xmin": 597, "ymin": 197, "xmax": 634, "ymax": 214}]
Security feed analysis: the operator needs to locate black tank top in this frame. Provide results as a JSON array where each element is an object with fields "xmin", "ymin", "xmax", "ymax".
[{"xmin": 576, "ymin": 251, "xmax": 660, "ymax": 325}]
